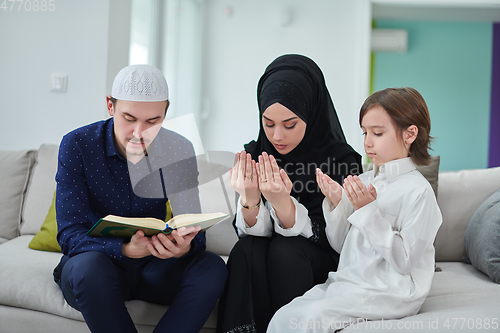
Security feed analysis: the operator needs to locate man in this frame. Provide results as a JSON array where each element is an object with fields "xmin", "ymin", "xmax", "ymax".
[{"xmin": 53, "ymin": 64, "xmax": 227, "ymax": 333}]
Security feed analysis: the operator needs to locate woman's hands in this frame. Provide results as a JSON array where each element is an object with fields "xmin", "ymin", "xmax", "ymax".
[
  {"xmin": 229, "ymin": 150, "xmax": 294, "ymax": 207},
  {"xmin": 257, "ymin": 152, "xmax": 295, "ymax": 228},
  {"xmin": 316, "ymin": 171, "xmax": 377, "ymax": 211},
  {"xmin": 229, "ymin": 151, "xmax": 295, "ymax": 228},
  {"xmin": 257, "ymin": 152, "xmax": 293, "ymax": 207},
  {"xmin": 229, "ymin": 151, "xmax": 261, "ymax": 208}
]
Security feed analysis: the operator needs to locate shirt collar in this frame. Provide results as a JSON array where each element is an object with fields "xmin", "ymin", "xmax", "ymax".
[
  {"xmin": 374, "ymin": 157, "xmax": 416, "ymax": 182},
  {"xmin": 105, "ymin": 118, "xmax": 122, "ymax": 158}
]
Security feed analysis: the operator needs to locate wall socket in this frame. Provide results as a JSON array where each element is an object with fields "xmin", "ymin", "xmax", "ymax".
[{"xmin": 51, "ymin": 73, "xmax": 68, "ymax": 93}]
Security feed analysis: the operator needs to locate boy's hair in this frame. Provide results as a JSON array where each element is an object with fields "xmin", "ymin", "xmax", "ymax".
[{"xmin": 359, "ymin": 87, "xmax": 432, "ymax": 166}]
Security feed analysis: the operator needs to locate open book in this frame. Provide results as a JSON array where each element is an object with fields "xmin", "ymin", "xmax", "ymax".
[{"xmin": 87, "ymin": 212, "xmax": 229, "ymax": 238}]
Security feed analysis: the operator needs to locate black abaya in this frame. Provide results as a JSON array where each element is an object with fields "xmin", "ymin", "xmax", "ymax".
[{"xmin": 217, "ymin": 54, "xmax": 362, "ymax": 333}]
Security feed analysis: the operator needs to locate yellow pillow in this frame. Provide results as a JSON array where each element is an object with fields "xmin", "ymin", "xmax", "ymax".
[
  {"xmin": 29, "ymin": 191, "xmax": 61, "ymax": 252},
  {"xmin": 28, "ymin": 193, "xmax": 173, "ymax": 253}
]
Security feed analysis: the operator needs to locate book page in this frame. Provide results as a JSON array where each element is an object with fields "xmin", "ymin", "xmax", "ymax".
[
  {"xmin": 169, "ymin": 212, "xmax": 228, "ymax": 229},
  {"xmin": 103, "ymin": 215, "xmax": 166, "ymax": 229}
]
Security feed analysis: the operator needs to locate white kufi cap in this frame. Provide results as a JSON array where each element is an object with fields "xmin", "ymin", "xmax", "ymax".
[{"xmin": 111, "ymin": 64, "xmax": 169, "ymax": 102}]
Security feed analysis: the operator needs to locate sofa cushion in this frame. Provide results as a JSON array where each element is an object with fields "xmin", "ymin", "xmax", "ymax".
[
  {"xmin": 435, "ymin": 166, "xmax": 500, "ymax": 262},
  {"xmin": 21, "ymin": 144, "xmax": 59, "ymax": 235},
  {"xmin": 0, "ymin": 235, "xmax": 218, "ymax": 328},
  {"xmin": 342, "ymin": 262, "xmax": 500, "ymax": 332},
  {"xmin": 201, "ymin": 172, "xmax": 238, "ymax": 256},
  {"xmin": 463, "ymin": 189, "xmax": 500, "ymax": 283},
  {"xmin": 416, "ymin": 155, "xmax": 440, "ymax": 197},
  {"xmin": 0, "ymin": 149, "xmax": 36, "ymax": 242},
  {"xmin": 363, "ymin": 155, "xmax": 440, "ymax": 196},
  {"xmin": 0, "ymin": 236, "xmax": 83, "ymax": 321},
  {"xmin": 29, "ymin": 190, "xmax": 61, "ymax": 252}
]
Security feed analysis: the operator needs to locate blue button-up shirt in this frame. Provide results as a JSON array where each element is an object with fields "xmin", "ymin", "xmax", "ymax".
[{"xmin": 55, "ymin": 118, "xmax": 204, "ymax": 260}]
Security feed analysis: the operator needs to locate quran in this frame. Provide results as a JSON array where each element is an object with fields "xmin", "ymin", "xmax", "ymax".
[{"xmin": 87, "ymin": 212, "xmax": 228, "ymax": 238}]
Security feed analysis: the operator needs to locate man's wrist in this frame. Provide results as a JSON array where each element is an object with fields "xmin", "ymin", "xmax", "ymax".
[
  {"xmin": 121, "ymin": 240, "xmax": 130, "ymax": 258},
  {"xmin": 179, "ymin": 241, "xmax": 195, "ymax": 258}
]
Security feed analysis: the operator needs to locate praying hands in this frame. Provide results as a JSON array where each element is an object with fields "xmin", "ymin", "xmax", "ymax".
[
  {"xmin": 230, "ymin": 151, "xmax": 295, "ymax": 228},
  {"xmin": 317, "ymin": 171, "xmax": 377, "ymax": 210}
]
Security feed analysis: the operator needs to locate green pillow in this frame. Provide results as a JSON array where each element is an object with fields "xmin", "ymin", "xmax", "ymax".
[
  {"xmin": 28, "ymin": 193, "xmax": 172, "ymax": 253},
  {"xmin": 28, "ymin": 191, "xmax": 61, "ymax": 252}
]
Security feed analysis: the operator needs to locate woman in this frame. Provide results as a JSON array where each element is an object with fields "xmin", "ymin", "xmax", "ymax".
[{"xmin": 217, "ymin": 54, "xmax": 361, "ymax": 333}]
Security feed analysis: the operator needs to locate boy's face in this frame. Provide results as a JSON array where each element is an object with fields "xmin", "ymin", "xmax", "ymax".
[
  {"xmin": 107, "ymin": 97, "xmax": 167, "ymax": 162},
  {"xmin": 361, "ymin": 105, "xmax": 409, "ymax": 166}
]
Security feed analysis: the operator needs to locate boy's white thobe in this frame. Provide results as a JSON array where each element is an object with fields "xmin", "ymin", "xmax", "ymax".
[{"xmin": 268, "ymin": 158, "xmax": 442, "ymax": 332}]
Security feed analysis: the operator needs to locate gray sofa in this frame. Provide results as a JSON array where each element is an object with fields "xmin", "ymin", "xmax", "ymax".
[{"xmin": 1, "ymin": 144, "xmax": 500, "ymax": 333}]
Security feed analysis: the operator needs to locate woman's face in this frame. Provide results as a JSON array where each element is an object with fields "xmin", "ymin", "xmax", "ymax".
[{"xmin": 262, "ymin": 102, "xmax": 307, "ymax": 155}]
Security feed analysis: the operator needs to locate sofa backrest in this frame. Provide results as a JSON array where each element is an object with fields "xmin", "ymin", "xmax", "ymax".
[
  {"xmin": 194, "ymin": 151, "xmax": 238, "ymax": 255},
  {"xmin": 199, "ymin": 171, "xmax": 238, "ymax": 255},
  {"xmin": 10, "ymin": 143, "xmax": 238, "ymax": 256},
  {"xmin": 20, "ymin": 144, "xmax": 59, "ymax": 236},
  {"xmin": 435, "ymin": 166, "xmax": 500, "ymax": 262},
  {"xmin": 7, "ymin": 143, "xmax": 500, "ymax": 261},
  {"xmin": 0, "ymin": 149, "xmax": 36, "ymax": 243}
]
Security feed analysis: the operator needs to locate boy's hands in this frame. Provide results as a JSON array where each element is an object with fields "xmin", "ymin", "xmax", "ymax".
[
  {"xmin": 316, "ymin": 172, "xmax": 377, "ymax": 211},
  {"xmin": 316, "ymin": 168, "xmax": 343, "ymax": 207},
  {"xmin": 343, "ymin": 175, "xmax": 377, "ymax": 210}
]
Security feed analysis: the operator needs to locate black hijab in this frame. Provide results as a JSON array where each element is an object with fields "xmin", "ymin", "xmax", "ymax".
[
  {"xmin": 244, "ymin": 54, "xmax": 361, "ymax": 251},
  {"xmin": 245, "ymin": 54, "xmax": 361, "ymax": 202}
]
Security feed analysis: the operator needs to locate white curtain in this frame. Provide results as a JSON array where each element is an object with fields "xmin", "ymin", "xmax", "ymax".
[{"xmin": 129, "ymin": 0, "xmax": 205, "ymax": 156}]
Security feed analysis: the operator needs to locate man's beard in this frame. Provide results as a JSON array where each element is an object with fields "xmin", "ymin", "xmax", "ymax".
[{"xmin": 123, "ymin": 139, "xmax": 148, "ymax": 156}]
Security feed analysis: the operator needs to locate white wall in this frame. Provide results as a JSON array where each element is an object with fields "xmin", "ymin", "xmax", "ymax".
[
  {"xmin": 0, "ymin": 0, "xmax": 372, "ymax": 154},
  {"xmin": 1, "ymin": 0, "xmax": 494, "ymax": 157},
  {"xmin": 0, "ymin": 0, "xmax": 130, "ymax": 151},
  {"xmin": 199, "ymin": 0, "xmax": 371, "ymax": 156}
]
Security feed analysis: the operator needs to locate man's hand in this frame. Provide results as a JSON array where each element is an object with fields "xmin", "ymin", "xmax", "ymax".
[
  {"xmin": 122, "ymin": 230, "xmax": 153, "ymax": 259},
  {"xmin": 147, "ymin": 226, "xmax": 201, "ymax": 259}
]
